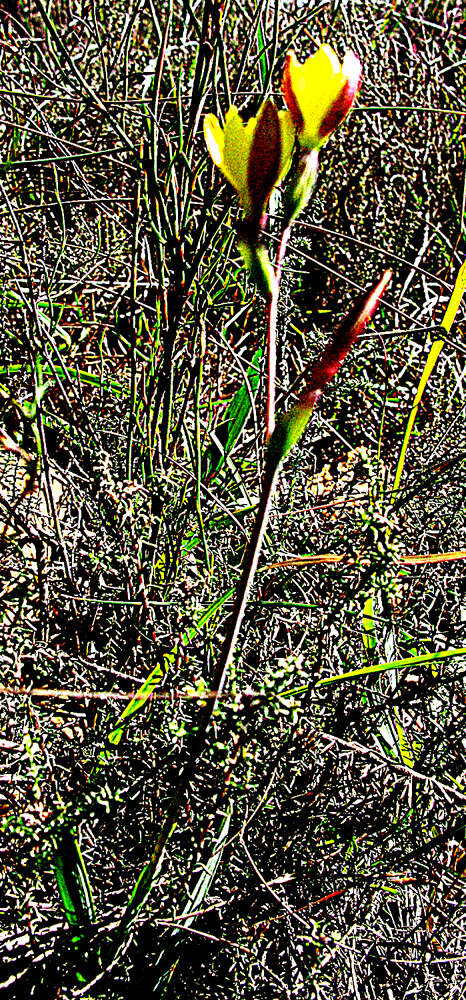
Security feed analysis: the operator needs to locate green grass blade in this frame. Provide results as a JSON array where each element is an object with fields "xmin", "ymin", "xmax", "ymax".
[
  {"xmin": 391, "ymin": 259, "xmax": 466, "ymax": 503},
  {"xmin": 106, "ymin": 588, "xmax": 235, "ymax": 747},
  {"xmin": 151, "ymin": 807, "xmax": 231, "ymax": 995},
  {"xmin": 0, "ymin": 363, "xmax": 126, "ymax": 397},
  {"xmin": 281, "ymin": 647, "xmax": 466, "ymax": 698},
  {"xmin": 316, "ymin": 646, "xmax": 466, "ymax": 686},
  {"xmin": 52, "ymin": 829, "xmax": 96, "ymax": 931},
  {"xmin": 179, "ymin": 808, "xmax": 231, "ymax": 929},
  {"xmin": 390, "ymin": 338, "xmax": 444, "ymax": 503},
  {"xmin": 204, "ymin": 348, "xmax": 262, "ymax": 479},
  {"xmin": 440, "ymin": 259, "xmax": 466, "ymax": 335},
  {"xmin": 362, "ymin": 593, "xmax": 377, "ymax": 651},
  {"xmin": 2, "ymin": 288, "xmax": 72, "ymax": 347},
  {"xmin": 393, "ymin": 707, "xmax": 416, "ymax": 768},
  {"xmin": 256, "ymin": 17, "xmax": 268, "ymax": 91}
]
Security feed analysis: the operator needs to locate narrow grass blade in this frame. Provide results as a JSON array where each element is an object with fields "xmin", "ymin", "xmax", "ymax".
[
  {"xmin": 279, "ymin": 647, "xmax": 466, "ymax": 700},
  {"xmin": 178, "ymin": 808, "xmax": 231, "ymax": 929},
  {"xmin": 22, "ymin": 732, "xmax": 96, "ymax": 949},
  {"xmin": 3, "ymin": 287, "xmax": 71, "ymax": 347},
  {"xmin": 315, "ymin": 646, "xmax": 466, "ymax": 686},
  {"xmin": 394, "ymin": 708, "xmax": 416, "ymax": 768},
  {"xmin": 151, "ymin": 807, "xmax": 231, "ymax": 995},
  {"xmin": 106, "ymin": 588, "xmax": 235, "ymax": 747},
  {"xmin": 362, "ymin": 593, "xmax": 377, "ymax": 651},
  {"xmin": 52, "ymin": 829, "xmax": 96, "ymax": 932},
  {"xmin": 204, "ymin": 348, "xmax": 262, "ymax": 479},
  {"xmin": 390, "ymin": 339, "xmax": 444, "ymax": 502},
  {"xmin": 391, "ymin": 259, "xmax": 466, "ymax": 503},
  {"xmin": 0, "ymin": 363, "xmax": 126, "ymax": 397},
  {"xmin": 256, "ymin": 17, "xmax": 268, "ymax": 91},
  {"xmin": 440, "ymin": 259, "xmax": 466, "ymax": 334}
]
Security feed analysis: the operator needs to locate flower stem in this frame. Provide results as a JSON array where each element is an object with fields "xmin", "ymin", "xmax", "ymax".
[
  {"xmin": 108, "ymin": 449, "xmax": 282, "ymax": 956},
  {"xmin": 266, "ymin": 226, "xmax": 290, "ymax": 440}
]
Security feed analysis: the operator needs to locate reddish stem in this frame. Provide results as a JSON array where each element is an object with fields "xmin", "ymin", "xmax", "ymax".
[{"xmin": 266, "ymin": 227, "xmax": 290, "ymax": 440}]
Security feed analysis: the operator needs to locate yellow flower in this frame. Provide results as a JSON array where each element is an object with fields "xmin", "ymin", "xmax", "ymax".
[
  {"xmin": 282, "ymin": 44, "xmax": 362, "ymax": 151},
  {"xmin": 203, "ymin": 100, "xmax": 295, "ymax": 219}
]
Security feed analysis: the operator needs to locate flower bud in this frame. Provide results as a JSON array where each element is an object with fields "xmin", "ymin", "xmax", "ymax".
[
  {"xmin": 267, "ymin": 271, "xmax": 391, "ymax": 465},
  {"xmin": 282, "ymin": 44, "xmax": 362, "ymax": 152}
]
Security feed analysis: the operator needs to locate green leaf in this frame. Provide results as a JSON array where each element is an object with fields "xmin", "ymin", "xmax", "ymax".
[
  {"xmin": 256, "ymin": 18, "xmax": 268, "ymax": 91},
  {"xmin": 106, "ymin": 588, "xmax": 235, "ymax": 748},
  {"xmin": 0, "ymin": 363, "xmax": 125, "ymax": 397},
  {"xmin": 204, "ymin": 349, "xmax": 262, "ymax": 479},
  {"xmin": 137, "ymin": 808, "xmax": 231, "ymax": 995},
  {"xmin": 53, "ymin": 829, "xmax": 96, "ymax": 930}
]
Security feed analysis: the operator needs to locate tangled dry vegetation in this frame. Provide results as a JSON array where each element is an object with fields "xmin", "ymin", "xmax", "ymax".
[{"xmin": 0, "ymin": 1, "xmax": 465, "ymax": 997}]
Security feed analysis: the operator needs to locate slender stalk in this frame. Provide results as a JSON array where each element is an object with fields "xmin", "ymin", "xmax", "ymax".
[
  {"xmin": 205, "ymin": 452, "xmax": 280, "ymax": 701},
  {"xmin": 194, "ymin": 320, "xmax": 211, "ymax": 572},
  {"xmin": 106, "ymin": 272, "xmax": 391, "ymax": 966},
  {"xmin": 108, "ymin": 448, "xmax": 282, "ymax": 954},
  {"xmin": 266, "ymin": 226, "xmax": 290, "ymax": 440},
  {"xmin": 126, "ymin": 165, "xmax": 142, "ymax": 481},
  {"xmin": 265, "ymin": 286, "xmax": 278, "ymax": 440}
]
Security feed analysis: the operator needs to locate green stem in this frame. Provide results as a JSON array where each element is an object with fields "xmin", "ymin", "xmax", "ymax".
[
  {"xmin": 108, "ymin": 448, "xmax": 281, "ymax": 956},
  {"xmin": 194, "ymin": 322, "xmax": 211, "ymax": 572},
  {"xmin": 266, "ymin": 227, "xmax": 290, "ymax": 440}
]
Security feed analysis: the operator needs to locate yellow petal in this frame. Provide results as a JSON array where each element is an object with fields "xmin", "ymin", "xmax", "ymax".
[
  {"xmin": 278, "ymin": 110, "xmax": 296, "ymax": 179},
  {"xmin": 297, "ymin": 49, "xmax": 344, "ymax": 148},
  {"xmin": 282, "ymin": 44, "xmax": 360, "ymax": 151},
  {"xmin": 317, "ymin": 43, "xmax": 341, "ymax": 76},
  {"xmin": 203, "ymin": 114, "xmax": 225, "ymax": 167},
  {"xmin": 223, "ymin": 107, "xmax": 257, "ymax": 212},
  {"xmin": 204, "ymin": 108, "xmax": 251, "ymax": 207},
  {"xmin": 204, "ymin": 104, "xmax": 295, "ymax": 217}
]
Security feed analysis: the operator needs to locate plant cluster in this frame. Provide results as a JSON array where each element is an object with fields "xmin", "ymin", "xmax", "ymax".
[{"xmin": 0, "ymin": 2, "xmax": 465, "ymax": 998}]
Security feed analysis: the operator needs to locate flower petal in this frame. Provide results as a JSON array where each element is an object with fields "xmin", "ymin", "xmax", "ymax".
[
  {"xmin": 278, "ymin": 110, "xmax": 296, "ymax": 179},
  {"xmin": 282, "ymin": 52, "xmax": 304, "ymax": 133},
  {"xmin": 204, "ymin": 103, "xmax": 295, "ymax": 218},
  {"xmin": 319, "ymin": 52, "xmax": 362, "ymax": 139},
  {"xmin": 282, "ymin": 44, "xmax": 362, "ymax": 151},
  {"xmin": 203, "ymin": 114, "xmax": 225, "ymax": 167},
  {"xmin": 299, "ymin": 50, "xmax": 344, "ymax": 148},
  {"xmin": 342, "ymin": 51, "xmax": 362, "ymax": 95},
  {"xmin": 223, "ymin": 107, "xmax": 256, "ymax": 211},
  {"xmin": 247, "ymin": 100, "xmax": 281, "ymax": 218}
]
